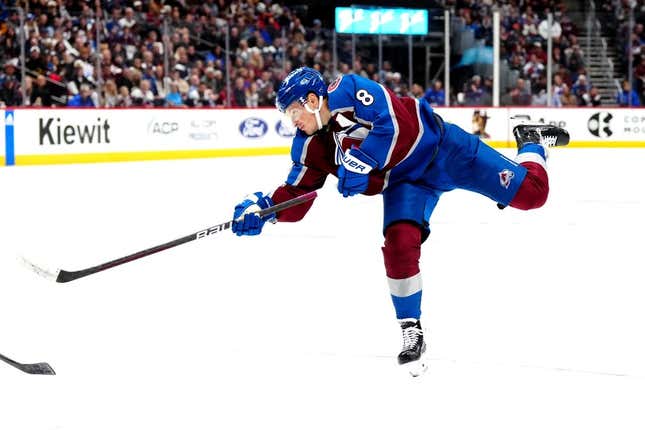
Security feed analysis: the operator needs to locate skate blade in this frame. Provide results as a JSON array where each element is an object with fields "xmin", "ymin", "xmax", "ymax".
[{"xmin": 401, "ymin": 356, "xmax": 429, "ymax": 377}]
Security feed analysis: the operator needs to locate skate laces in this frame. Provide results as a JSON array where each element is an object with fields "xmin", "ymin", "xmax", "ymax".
[
  {"xmin": 401, "ymin": 321, "xmax": 423, "ymax": 351},
  {"xmin": 534, "ymin": 127, "xmax": 558, "ymax": 147}
]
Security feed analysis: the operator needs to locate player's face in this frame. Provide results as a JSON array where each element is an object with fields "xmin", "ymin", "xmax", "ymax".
[{"xmin": 284, "ymin": 98, "xmax": 318, "ymax": 135}]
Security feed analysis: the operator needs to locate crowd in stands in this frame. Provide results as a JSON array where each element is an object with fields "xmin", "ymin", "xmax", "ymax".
[
  {"xmin": 445, "ymin": 0, "xmax": 606, "ymax": 107},
  {"xmin": 599, "ymin": 0, "xmax": 645, "ymax": 106},
  {"xmin": 1, "ymin": 0, "xmax": 321, "ymax": 108},
  {"xmin": 0, "ymin": 0, "xmax": 642, "ymax": 108}
]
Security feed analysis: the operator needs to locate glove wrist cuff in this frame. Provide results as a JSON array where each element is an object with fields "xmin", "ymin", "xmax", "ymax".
[
  {"xmin": 341, "ymin": 147, "xmax": 377, "ymax": 174},
  {"xmin": 262, "ymin": 195, "xmax": 276, "ymax": 222}
]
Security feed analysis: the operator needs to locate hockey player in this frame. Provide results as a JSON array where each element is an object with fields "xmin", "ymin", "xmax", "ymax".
[{"xmin": 231, "ymin": 67, "xmax": 569, "ymax": 376}]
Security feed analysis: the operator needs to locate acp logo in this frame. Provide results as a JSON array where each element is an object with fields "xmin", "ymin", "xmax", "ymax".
[
  {"xmin": 275, "ymin": 119, "xmax": 296, "ymax": 137},
  {"xmin": 239, "ymin": 117, "xmax": 268, "ymax": 138},
  {"xmin": 148, "ymin": 119, "xmax": 179, "ymax": 135},
  {"xmin": 588, "ymin": 112, "xmax": 613, "ymax": 137}
]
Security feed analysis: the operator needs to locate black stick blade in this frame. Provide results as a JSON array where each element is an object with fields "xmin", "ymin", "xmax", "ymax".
[
  {"xmin": 0, "ymin": 353, "xmax": 56, "ymax": 375},
  {"xmin": 20, "ymin": 362, "xmax": 56, "ymax": 375}
]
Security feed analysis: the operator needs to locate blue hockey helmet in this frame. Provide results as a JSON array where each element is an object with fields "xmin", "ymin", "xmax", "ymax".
[{"xmin": 275, "ymin": 67, "xmax": 327, "ymax": 113}]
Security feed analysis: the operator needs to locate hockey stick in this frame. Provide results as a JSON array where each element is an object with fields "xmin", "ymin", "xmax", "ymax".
[
  {"xmin": 22, "ymin": 191, "xmax": 317, "ymax": 283},
  {"xmin": 0, "ymin": 352, "xmax": 56, "ymax": 375}
]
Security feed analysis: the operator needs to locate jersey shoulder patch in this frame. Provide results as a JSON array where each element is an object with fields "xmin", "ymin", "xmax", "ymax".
[{"xmin": 328, "ymin": 75, "xmax": 343, "ymax": 93}]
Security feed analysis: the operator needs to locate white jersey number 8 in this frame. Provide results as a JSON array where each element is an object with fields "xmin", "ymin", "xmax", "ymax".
[{"xmin": 356, "ymin": 89, "xmax": 374, "ymax": 106}]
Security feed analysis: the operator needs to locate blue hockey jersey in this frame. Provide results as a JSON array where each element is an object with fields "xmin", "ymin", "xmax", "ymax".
[{"xmin": 272, "ymin": 73, "xmax": 444, "ymax": 222}]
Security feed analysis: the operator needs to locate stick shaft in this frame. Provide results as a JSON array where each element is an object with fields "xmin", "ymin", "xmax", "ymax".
[
  {"xmin": 55, "ymin": 191, "xmax": 317, "ymax": 283},
  {"xmin": 0, "ymin": 352, "xmax": 20, "ymax": 368}
]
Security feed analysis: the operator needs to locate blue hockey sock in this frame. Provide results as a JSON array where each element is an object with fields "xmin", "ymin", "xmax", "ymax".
[
  {"xmin": 518, "ymin": 142, "xmax": 546, "ymax": 158},
  {"xmin": 516, "ymin": 142, "xmax": 547, "ymax": 166},
  {"xmin": 391, "ymin": 290, "xmax": 422, "ymax": 320}
]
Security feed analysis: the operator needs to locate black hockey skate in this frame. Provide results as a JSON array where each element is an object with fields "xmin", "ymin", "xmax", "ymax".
[
  {"xmin": 513, "ymin": 124, "xmax": 570, "ymax": 150},
  {"xmin": 398, "ymin": 318, "xmax": 428, "ymax": 377}
]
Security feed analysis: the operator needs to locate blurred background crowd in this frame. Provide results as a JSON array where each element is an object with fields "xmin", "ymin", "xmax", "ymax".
[{"xmin": 1, "ymin": 0, "xmax": 644, "ymax": 108}]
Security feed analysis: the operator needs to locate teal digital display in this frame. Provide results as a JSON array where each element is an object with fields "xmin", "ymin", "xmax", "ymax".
[{"xmin": 335, "ymin": 7, "xmax": 428, "ymax": 35}]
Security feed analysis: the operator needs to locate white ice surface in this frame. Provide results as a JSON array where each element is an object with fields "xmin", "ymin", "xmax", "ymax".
[{"xmin": 0, "ymin": 149, "xmax": 644, "ymax": 430}]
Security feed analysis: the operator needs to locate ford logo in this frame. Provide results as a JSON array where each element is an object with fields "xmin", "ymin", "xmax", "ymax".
[
  {"xmin": 275, "ymin": 119, "xmax": 296, "ymax": 137},
  {"xmin": 239, "ymin": 117, "xmax": 268, "ymax": 138}
]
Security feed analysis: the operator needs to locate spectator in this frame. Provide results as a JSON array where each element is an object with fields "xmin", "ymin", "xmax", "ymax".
[
  {"xmin": 551, "ymin": 46, "xmax": 565, "ymax": 73},
  {"xmin": 634, "ymin": 54, "xmax": 645, "ymax": 102},
  {"xmin": 130, "ymin": 87, "xmax": 146, "ymax": 106},
  {"xmin": 0, "ymin": 25, "xmax": 19, "ymax": 60},
  {"xmin": 117, "ymin": 85, "xmax": 132, "ymax": 107},
  {"xmin": 257, "ymin": 80, "xmax": 276, "ymax": 107},
  {"xmin": 1, "ymin": 58, "xmax": 19, "ymax": 85},
  {"xmin": 550, "ymin": 74, "xmax": 565, "ymax": 107},
  {"xmin": 617, "ymin": 79, "xmax": 641, "ymax": 106},
  {"xmin": 67, "ymin": 84, "xmax": 95, "ymax": 107},
  {"xmin": 523, "ymin": 53, "xmax": 545, "ymax": 81},
  {"xmin": 306, "ymin": 18, "xmax": 330, "ymax": 46},
  {"xmin": 389, "ymin": 72, "xmax": 404, "ymax": 97},
  {"xmin": 68, "ymin": 59, "xmax": 94, "ymax": 95},
  {"xmin": 103, "ymin": 79, "xmax": 119, "ymax": 107},
  {"xmin": 378, "ymin": 60, "xmax": 394, "ymax": 83},
  {"xmin": 464, "ymin": 75, "xmax": 485, "ymax": 106},
  {"xmin": 185, "ymin": 74, "xmax": 201, "ymax": 106},
  {"xmin": 118, "ymin": 7, "xmax": 137, "ymax": 30},
  {"xmin": 165, "ymin": 82, "xmax": 184, "ymax": 107},
  {"xmin": 197, "ymin": 84, "xmax": 217, "ymax": 107},
  {"xmin": 501, "ymin": 78, "xmax": 532, "ymax": 106},
  {"xmin": 410, "ymin": 83, "xmax": 425, "ymax": 99},
  {"xmin": 115, "ymin": 67, "xmax": 135, "ymax": 92},
  {"xmin": 232, "ymin": 76, "xmax": 247, "ymax": 107},
  {"xmin": 138, "ymin": 79, "xmax": 155, "ymax": 105},
  {"xmin": 0, "ymin": 77, "xmax": 22, "ymax": 107},
  {"xmin": 423, "ymin": 80, "xmax": 445, "ymax": 106},
  {"xmin": 201, "ymin": 67, "xmax": 219, "ymax": 91},
  {"xmin": 26, "ymin": 45, "xmax": 48, "ymax": 76},
  {"xmin": 564, "ymin": 45, "xmax": 585, "ymax": 74},
  {"xmin": 560, "ymin": 84, "xmax": 578, "ymax": 106},
  {"xmin": 581, "ymin": 86, "xmax": 602, "ymax": 106},
  {"xmin": 531, "ymin": 89, "xmax": 548, "ymax": 106},
  {"xmin": 571, "ymin": 74, "xmax": 590, "ymax": 101},
  {"xmin": 30, "ymin": 74, "xmax": 54, "ymax": 106},
  {"xmin": 521, "ymin": 14, "xmax": 540, "ymax": 43},
  {"xmin": 245, "ymin": 81, "xmax": 259, "ymax": 107}
]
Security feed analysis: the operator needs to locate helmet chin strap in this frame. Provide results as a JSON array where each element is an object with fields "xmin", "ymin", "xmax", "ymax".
[{"xmin": 304, "ymin": 96, "xmax": 324, "ymax": 130}]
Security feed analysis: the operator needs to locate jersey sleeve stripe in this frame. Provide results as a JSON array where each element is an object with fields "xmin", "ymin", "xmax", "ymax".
[
  {"xmin": 289, "ymin": 163, "xmax": 308, "ymax": 186},
  {"xmin": 397, "ymin": 98, "xmax": 425, "ymax": 166},
  {"xmin": 299, "ymin": 135, "xmax": 314, "ymax": 164},
  {"xmin": 382, "ymin": 170, "xmax": 392, "ymax": 192},
  {"xmin": 378, "ymin": 83, "xmax": 400, "ymax": 168}
]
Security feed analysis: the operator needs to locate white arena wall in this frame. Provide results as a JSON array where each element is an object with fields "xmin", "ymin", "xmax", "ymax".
[{"xmin": 1, "ymin": 107, "xmax": 643, "ymax": 166}]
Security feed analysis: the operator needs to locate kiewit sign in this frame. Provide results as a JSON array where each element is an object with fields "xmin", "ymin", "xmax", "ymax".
[
  {"xmin": 1, "ymin": 107, "xmax": 643, "ymax": 166},
  {"xmin": 39, "ymin": 116, "xmax": 112, "ymax": 145},
  {"xmin": 6, "ymin": 108, "xmax": 294, "ymax": 164}
]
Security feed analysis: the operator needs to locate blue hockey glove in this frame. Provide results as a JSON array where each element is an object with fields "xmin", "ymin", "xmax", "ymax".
[
  {"xmin": 337, "ymin": 146, "xmax": 378, "ymax": 197},
  {"xmin": 232, "ymin": 192, "xmax": 275, "ymax": 236}
]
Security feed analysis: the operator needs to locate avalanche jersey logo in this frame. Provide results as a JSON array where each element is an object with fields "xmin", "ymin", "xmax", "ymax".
[
  {"xmin": 328, "ymin": 75, "xmax": 342, "ymax": 93},
  {"xmin": 331, "ymin": 114, "xmax": 370, "ymax": 165},
  {"xmin": 498, "ymin": 169, "xmax": 514, "ymax": 189}
]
